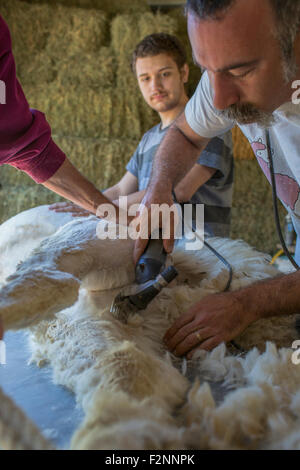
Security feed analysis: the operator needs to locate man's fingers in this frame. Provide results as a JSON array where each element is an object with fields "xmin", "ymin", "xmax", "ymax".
[
  {"xmin": 133, "ymin": 237, "xmax": 149, "ymax": 265},
  {"xmin": 164, "ymin": 321, "xmax": 199, "ymax": 352},
  {"xmin": 49, "ymin": 202, "xmax": 71, "ymax": 210},
  {"xmin": 163, "ymin": 238, "xmax": 174, "ymax": 254},
  {"xmin": 72, "ymin": 212, "xmax": 90, "ymax": 217},
  {"xmin": 186, "ymin": 336, "xmax": 224, "ymax": 359},
  {"xmin": 49, "ymin": 202, "xmax": 81, "ymax": 213},
  {"xmin": 163, "ymin": 311, "xmax": 195, "ymax": 343},
  {"xmin": 172, "ymin": 329, "xmax": 212, "ymax": 357}
]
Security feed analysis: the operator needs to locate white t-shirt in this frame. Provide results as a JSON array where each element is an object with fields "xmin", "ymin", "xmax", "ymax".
[{"xmin": 185, "ymin": 72, "xmax": 300, "ymax": 263}]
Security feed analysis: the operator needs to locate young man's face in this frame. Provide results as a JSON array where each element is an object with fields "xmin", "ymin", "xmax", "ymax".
[
  {"xmin": 135, "ymin": 53, "xmax": 188, "ymax": 114},
  {"xmin": 188, "ymin": 0, "xmax": 299, "ymax": 126}
]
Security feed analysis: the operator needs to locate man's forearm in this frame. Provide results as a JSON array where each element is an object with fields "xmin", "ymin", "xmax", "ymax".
[
  {"xmin": 43, "ymin": 158, "xmax": 116, "ymax": 215},
  {"xmin": 233, "ymin": 270, "xmax": 300, "ymax": 322},
  {"xmin": 150, "ymin": 126, "xmax": 200, "ymax": 192},
  {"xmin": 149, "ymin": 114, "xmax": 210, "ymax": 193}
]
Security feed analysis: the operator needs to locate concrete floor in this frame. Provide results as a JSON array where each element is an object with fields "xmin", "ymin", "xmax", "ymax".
[{"xmin": 0, "ymin": 331, "xmax": 84, "ymax": 450}]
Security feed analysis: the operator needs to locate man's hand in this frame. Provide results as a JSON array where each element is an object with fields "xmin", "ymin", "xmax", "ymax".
[
  {"xmin": 163, "ymin": 291, "xmax": 257, "ymax": 358},
  {"xmin": 133, "ymin": 186, "xmax": 177, "ymax": 265},
  {"xmin": 49, "ymin": 202, "xmax": 92, "ymax": 217}
]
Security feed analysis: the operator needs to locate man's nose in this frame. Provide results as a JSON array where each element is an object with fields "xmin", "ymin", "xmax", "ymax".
[
  {"xmin": 211, "ymin": 72, "xmax": 239, "ymax": 110},
  {"xmin": 150, "ymin": 75, "xmax": 162, "ymax": 92}
]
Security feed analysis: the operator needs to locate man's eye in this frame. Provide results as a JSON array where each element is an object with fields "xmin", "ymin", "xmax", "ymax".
[
  {"xmin": 141, "ymin": 77, "xmax": 149, "ymax": 82},
  {"xmin": 230, "ymin": 68, "xmax": 254, "ymax": 78},
  {"xmin": 162, "ymin": 72, "xmax": 171, "ymax": 77}
]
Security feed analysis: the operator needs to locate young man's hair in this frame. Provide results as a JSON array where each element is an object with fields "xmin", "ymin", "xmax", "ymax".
[
  {"xmin": 131, "ymin": 33, "xmax": 187, "ymax": 74},
  {"xmin": 186, "ymin": 0, "xmax": 300, "ymax": 81}
]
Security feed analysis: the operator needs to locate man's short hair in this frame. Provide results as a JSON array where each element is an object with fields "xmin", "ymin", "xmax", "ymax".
[
  {"xmin": 131, "ymin": 33, "xmax": 187, "ymax": 74},
  {"xmin": 186, "ymin": 0, "xmax": 300, "ymax": 81}
]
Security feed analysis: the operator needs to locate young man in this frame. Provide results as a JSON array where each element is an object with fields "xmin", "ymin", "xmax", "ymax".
[
  {"xmin": 135, "ymin": 0, "xmax": 300, "ymax": 356},
  {"xmin": 53, "ymin": 33, "xmax": 234, "ymax": 238}
]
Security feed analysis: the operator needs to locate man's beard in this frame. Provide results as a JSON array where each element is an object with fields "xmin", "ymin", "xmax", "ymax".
[
  {"xmin": 219, "ymin": 54, "xmax": 298, "ymax": 129},
  {"xmin": 219, "ymin": 103, "xmax": 276, "ymax": 129}
]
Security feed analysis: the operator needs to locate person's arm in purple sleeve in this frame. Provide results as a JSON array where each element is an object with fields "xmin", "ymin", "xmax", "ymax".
[{"xmin": 0, "ymin": 16, "xmax": 115, "ymax": 215}]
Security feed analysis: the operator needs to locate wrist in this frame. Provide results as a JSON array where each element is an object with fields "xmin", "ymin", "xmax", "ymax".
[
  {"xmin": 148, "ymin": 179, "xmax": 172, "ymax": 195},
  {"xmin": 231, "ymin": 288, "xmax": 262, "ymax": 324}
]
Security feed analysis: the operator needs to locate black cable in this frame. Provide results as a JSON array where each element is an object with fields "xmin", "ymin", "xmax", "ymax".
[
  {"xmin": 173, "ymin": 193, "xmax": 233, "ymax": 291},
  {"xmin": 266, "ymin": 130, "xmax": 299, "ymax": 270},
  {"xmin": 203, "ymin": 239, "xmax": 233, "ymax": 292}
]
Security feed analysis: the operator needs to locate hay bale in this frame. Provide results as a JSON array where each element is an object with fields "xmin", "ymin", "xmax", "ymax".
[
  {"xmin": 111, "ymin": 11, "xmax": 178, "ymax": 73},
  {"xmin": 0, "ymin": 0, "xmax": 54, "ymax": 64},
  {"xmin": 16, "ymin": 52, "xmax": 58, "ymax": 87},
  {"xmin": 0, "ymin": 134, "xmax": 140, "ymax": 225},
  {"xmin": 0, "ymin": 184, "xmax": 63, "ymax": 224},
  {"xmin": 230, "ymin": 159, "xmax": 286, "ymax": 254},
  {"xmin": 1, "ymin": 1, "xmax": 108, "ymax": 83},
  {"xmin": 56, "ymin": 48, "xmax": 115, "ymax": 90},
  {"xmin": 54, "ymin": 135, "xmax": 139, "ymax": 187},
  {"xmin": 232, "ymin": 126, "xmax": 255, "ymax": 160},
  {"xmin": 23, "ymin": 83, "xmax": 113, "ymax": 139},
  {"xmin": 168, "ymin": 6, "xmax": 201, "ymax": 98},
  {"xmin": 0, "ymin": 135, "xmax": 139, "ymax": 187},
  {"xmin": 45, "ymin": 5, "xmax": 108, "ymax": 59},
  {"xmin": 19, "ymin": 0, "xmax": 149, "ymax": 15}
]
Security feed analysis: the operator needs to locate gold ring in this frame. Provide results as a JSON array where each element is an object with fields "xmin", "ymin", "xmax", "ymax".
[{"xmin": 195, "ymin": 332, "xmax": 202, "ymax": 342}]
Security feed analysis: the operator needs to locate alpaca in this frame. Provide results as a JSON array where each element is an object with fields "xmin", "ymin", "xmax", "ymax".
[{"xmin": 0, "ymin": 205, "xmax": 299, "ymax": 450}]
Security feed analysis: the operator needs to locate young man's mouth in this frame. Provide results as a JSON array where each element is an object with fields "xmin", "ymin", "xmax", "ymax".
[{"xmin": 152, "ymin": 93, "xmax": 168, "ymax": 101}]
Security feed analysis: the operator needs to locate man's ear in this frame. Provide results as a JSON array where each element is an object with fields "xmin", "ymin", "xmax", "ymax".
[{"xmin": 181, "ymin": 63, "xmax": 189, "ymax": 83}]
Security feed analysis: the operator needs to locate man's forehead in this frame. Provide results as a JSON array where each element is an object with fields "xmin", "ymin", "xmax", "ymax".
[
  {"xmin": 136, "ymin": 54, "xmax": 178, "ymax": 75},
  {"xmin": 187, "ymin": 0, "xmax": 276, "ymax": 71}
]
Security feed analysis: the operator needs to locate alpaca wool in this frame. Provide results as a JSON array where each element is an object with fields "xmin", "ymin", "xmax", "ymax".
[{"xmin": 0, "ymin": 205, "xmax": 299, "ymax": 449}]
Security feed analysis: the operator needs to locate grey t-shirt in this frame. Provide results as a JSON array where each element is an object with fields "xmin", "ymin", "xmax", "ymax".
[{"xmin": 126, "ymin": 123, "xmax": 234, "ymax": 237}]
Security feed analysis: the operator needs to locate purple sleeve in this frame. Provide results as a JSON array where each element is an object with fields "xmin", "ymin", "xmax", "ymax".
[{"xmin": 0, "ymin": 16, "xmax": 66, "ymax": 183}]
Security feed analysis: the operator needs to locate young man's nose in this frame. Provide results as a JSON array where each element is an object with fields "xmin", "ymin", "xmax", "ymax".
[
  {"xmin": 211, "ymin": 72, "xmax": 240, "ymax": 110},
  {"xmin": 150, "ymin": 75, "xmax": 162, "ymax": 92}
]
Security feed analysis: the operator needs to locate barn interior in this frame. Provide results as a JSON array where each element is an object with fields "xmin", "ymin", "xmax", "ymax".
[{"xmin": 0, "ymin": 0, "xmax": 299, "ymax": 452}]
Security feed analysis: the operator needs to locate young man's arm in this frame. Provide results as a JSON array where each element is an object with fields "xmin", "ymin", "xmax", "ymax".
[
  {"xmin": 50, "ymin": 171, "xmax": 140, "ymax": 215},
  {"xmin": 173, "ymin": 164, "xmax": 216, "ymax": 202},
  {"xmin": 103, "ymin": 172, "xmax": 139, "ymax": 200}
]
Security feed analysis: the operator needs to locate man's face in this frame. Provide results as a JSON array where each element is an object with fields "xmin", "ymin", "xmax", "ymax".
[
  {"xmin": 188, "ymin": 0, "xmax": 297, "ymax": 126},
  {"xmin": 135, "ymin": 53, "xmax": 188, "ymax": 114}
]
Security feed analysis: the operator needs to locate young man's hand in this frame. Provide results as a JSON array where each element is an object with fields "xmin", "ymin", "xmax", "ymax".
[{"xmin": 49, "ymin": 202, "xmax": 92, "ymax": 217}]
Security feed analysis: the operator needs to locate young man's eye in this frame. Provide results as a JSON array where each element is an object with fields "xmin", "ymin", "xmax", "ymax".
[{"xmin": 162, "ymin": 72, "xmax": 171, "ymax": 77}]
